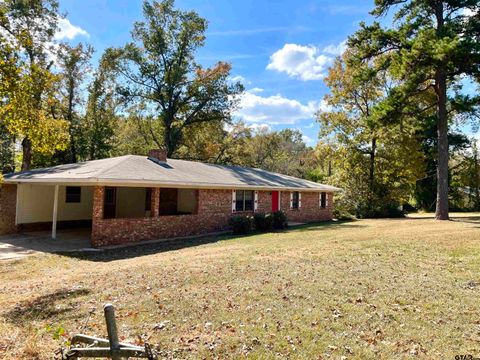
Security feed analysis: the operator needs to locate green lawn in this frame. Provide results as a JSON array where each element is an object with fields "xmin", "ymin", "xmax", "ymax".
[{"xmin": 1, "ymin": 214, "xmax": 480, "ymax": 359}]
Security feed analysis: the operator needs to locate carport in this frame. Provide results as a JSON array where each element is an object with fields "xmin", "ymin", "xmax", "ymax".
[
  {"xmin": 15, "ymin": 183, "xmax": 94, "ymax": 241},
  {"xmin": 0, "ymin": 229, "xmax": 92, "ymax": 260}
]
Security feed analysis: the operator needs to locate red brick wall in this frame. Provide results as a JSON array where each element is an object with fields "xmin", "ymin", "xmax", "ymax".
[
  {"xmin": 0, "ymin": 184, "xmax": 17, "ymax": 234},
  {"xmin": 280, "ymin": 191, "xmax": 333, "ymax": 222},
  {"xmin": 91, "ymin": 187, "xmax": 334, "ymax": 247},
  {"xmin": 91, "ymin": 188, "xmax": 233, "ymax": 247},
  {"xmin": 257, "ymin": 191, "xmax": 272, "ymax": 213}
]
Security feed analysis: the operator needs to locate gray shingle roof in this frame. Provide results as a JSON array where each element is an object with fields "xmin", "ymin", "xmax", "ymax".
[{"xmin": 4, "ymin": 155, "xmax": 340, "ymax": 192}]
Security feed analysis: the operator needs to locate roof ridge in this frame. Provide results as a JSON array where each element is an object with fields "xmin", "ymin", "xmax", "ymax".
[{"xmin": 171, "ymin": 158, "xmax": 323, "ymax": 186}]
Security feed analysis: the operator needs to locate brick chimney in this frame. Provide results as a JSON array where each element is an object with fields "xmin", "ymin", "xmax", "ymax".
[{"xmin": 148, "ymin": 149, "xmax": 167, "ymax": 163}]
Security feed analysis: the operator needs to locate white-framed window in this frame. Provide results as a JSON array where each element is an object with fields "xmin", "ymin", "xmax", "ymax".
[
  {"xmin": 234, "ymin": 190, "xmax": 254, "ymax": 212},
  {"xmin": 290, "ymin": 191, "xmax": 301, "ymax": 209},
  {"xmin": 320, "ymin": 192, "xmax": 327, "ymax": 209}
]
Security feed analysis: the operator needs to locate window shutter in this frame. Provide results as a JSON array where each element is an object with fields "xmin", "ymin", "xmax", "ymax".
[
  {"xmin": 232, "ymin": 190, "xmax": 236, "ymax": 213},
  {"xmin": 298, "ymin": 192, "xmax": 302, "ymax": 208},
  {"xmin": 278, "ymin": 191, "xmax": 281, "ymax": 210},
  {"xmin": 254, "ymin": 191, "xmax": 258, "ymax": 211},
  {"xmin": 319, "ymin": 193, "xmax": 322, "ymax": 208},
  {"xmin": 290, "ymin": 192, "xmax": 293, "ymax": 209}
]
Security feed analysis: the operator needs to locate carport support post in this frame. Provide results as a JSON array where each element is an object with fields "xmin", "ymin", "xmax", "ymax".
[{"xmin": 52, "ymin": 185, "xmax": 59, "ymax": 240}]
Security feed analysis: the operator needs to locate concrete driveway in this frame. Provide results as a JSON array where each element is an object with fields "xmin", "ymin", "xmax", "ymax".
[{"xmin": 0, "ymin": 229, "xmax": 92, "ymax": 260}]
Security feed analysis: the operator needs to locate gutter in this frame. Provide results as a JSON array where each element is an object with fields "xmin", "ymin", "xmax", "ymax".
[{"xmin": 3, "ymin": 177, "xmax": 342, "ymax": 192}]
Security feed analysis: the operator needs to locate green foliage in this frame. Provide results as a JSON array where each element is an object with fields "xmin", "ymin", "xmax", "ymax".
[
  {"xmin": 0, "ymin": 123, "xmax": 15, "ymax": 173},
  {"xmin": 245, "ymin": 128, "xmax": 316, "ymax": 178},
  {"xmin": 55, "ymin": 43, "xmax": 94, "ymax": 164},
  {"xmin": 0, "ymin": 0, "xmax": 69, "ymax": 170},
  {"xmin": 174, "ymin": 120, "xmax": 249, "ymax": 163},
  {"xmin": 348, "ymin": 0, "xmax": 480, "ymax": 219},
  {"xmin": 447, "ymin": 138, "xmax": 480, "ymax": 211},
  {"xmin": 106, "ymin": 0, "xmax": 243, "ymax": 157},
  {"xmin": 229, "ymin": 215, "xmax": 254, "ymax": 235},
  {"xmin": 413, "ymin": 118, "xmax": 471, "ymax": 211},
  {"xmin": 355, "ymin": 202, "xmax": 405, "ymax": 219},
  {"xmin": 253, "ymin": 213, "xmax": 274, "ymax": 232},
  {"xmin": 112, "ymin": 113, "xmax": 156, "ymax": 157},
  {"xmin": 317, "ymin": 51, "xmax": 424, "ymax": 218},
  {"xmin": 272, "ymin": 211, "xmax": 288, "ymax": 230},
  {"xmin": 173, "ymin": 121, "xmax": 318, "ymax": 180},
  {"xmin": 332, "ymin": 207, "xmax": 356, "ymax": 221},
  {"xmin": 78, "ymin": 53, "xmax": 118, "ymax": 161}
]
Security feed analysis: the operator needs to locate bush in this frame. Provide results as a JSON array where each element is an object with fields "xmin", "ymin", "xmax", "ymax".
[
  {"xmin": 355, "ymin": 202, "xmax": 405, "ymax": 218},
  {"xmin": 333, "ymin": 208, "xmax": 356, "ymax": 221},
  {"xmin": 229, "ymin": 215, "xmax": 254, "ymax": 235},
  {"xmin": 272, "ymin": 211, "xmax": 288, "ymax": 229},
  {"xmin": 253, "ymin": 213, "xmax": 274, "ymax": 232}
]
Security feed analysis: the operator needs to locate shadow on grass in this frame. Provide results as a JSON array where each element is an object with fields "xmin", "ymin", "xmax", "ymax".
[
  {"xmin": 287, "ymin": 219, "xmax": 365, "ymax": 233},
  {"xmin": 449, "ymin": 216, "xmax": 480, "ymax": 225},
  {"xmin": 3, "ymin": 288, "xmax": 90, "ymax": 325},
  {"xmin": 58, "ymin": 220, "xmax": 362, "ymax": 263},
  {"xmin": 407, "ymin": 214, "xmax": 480, "ymax": 226},
  {"xmin": 59, "ymin": 234, "xmax": 230, "ymax": 262}
]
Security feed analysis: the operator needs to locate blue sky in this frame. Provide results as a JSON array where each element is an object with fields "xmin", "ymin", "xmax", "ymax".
[{"xmin": 56, "ymin": 0, "xmax": 376, "ymax": 145}]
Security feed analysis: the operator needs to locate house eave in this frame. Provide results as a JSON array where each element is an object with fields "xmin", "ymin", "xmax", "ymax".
[{"xmin": 3, "ymin": 177, "xmax": 342, "ymax": 192}]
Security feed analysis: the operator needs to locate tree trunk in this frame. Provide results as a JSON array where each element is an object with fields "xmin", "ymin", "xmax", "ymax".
[
  {"xmin": 67, "ymin": 78, "xmax": 77, "ymax": 163},
  {"xmin": 474, "ymin": 143, "xmax": 480, "ymax": 211},
  {"xmin": 434, "ymin": 69, "xmax": 449, "ymax": 220},
  {"xmin": 369, "ymin": 137, "xmax": 377, "ymax": 192},
  {"xmin": 164, "ymin": 126, "xmax": 180, "ymax": 158},
  {"xmin": 69, "ymin": 124, "xmax": 77, "ymax": 163},
  {"xmin": 21, "ymin": 137, "xmax": 32, "ymax": 171},
  {"xmin": 434, "ymin": 2, "xmax": 449, "ymax": 220}
]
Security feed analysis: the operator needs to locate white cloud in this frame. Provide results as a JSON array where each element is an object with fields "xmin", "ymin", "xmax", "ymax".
[
  {"xmin": 323, "ymin": 40, "xmax": 347, "ymax": 56},
  {"xmin": 229, "ymin": 75, "xmax": 252, "ymax": 85},
  {"xmin": 235, "ymin": 90, "xmax": 319, "ymax": 125},
  {"xmin": 301, "ymin": 134, "xmax": 315, "ymax": 145},
  {"xmin": 248, "ymin": 87, "xmax": 264, "ymax": 93},
  {"xmin": 266, "ymin": 41, "xmax": 346, "ymax": 81},
  {"xmin": 249, "ymin": 123, "xmax": 272, "ymax": 132},
  {"xmin": 462, "ymin": 8, "xmax": 475, "ymax": 17},
  {"xmin": 267, "ymin": 43, "xmax": 330, "ymax": 81},
  {"xmin": 317, "ymin": 99, "xmax": 332, "ymax": 113},
  {"xmin": 55, "ymin": 18, "xmax": 89, "ymax": 40}
]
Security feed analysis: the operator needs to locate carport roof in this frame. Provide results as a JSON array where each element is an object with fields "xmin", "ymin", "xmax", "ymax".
[{"xmin": 4, "ymin": 155, "xmax": 341, "ymax": 192}]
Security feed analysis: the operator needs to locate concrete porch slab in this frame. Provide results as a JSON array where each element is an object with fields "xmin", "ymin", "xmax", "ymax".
[
  {"xmin": 288, "ymin": 221, "xmax": 306, "ymax": 227},
  {"xmin": 0, "ymin": 229, "xmax": 92, "ymax": 260}
]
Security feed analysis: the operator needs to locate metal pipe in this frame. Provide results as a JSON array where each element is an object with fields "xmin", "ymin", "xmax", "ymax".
[{"xmin": 104, "ymin": 303, "xmax": 121, "ymax": 360}]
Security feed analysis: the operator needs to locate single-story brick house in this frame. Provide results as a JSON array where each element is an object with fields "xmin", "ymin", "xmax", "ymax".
[{"xmin": 0, "ymin": 150, "xmax": 340, "ymax": 247}]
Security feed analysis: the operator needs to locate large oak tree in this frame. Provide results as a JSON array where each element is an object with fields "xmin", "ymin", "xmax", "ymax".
[{"xmin": 106, "ymin": 0, "xmax": 243, "ymax": 157}]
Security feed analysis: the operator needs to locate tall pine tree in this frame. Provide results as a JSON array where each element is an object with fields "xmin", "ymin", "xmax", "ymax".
[{"xmin": 349, "ymin": 0, "xmax": 480, "ymax": 219}]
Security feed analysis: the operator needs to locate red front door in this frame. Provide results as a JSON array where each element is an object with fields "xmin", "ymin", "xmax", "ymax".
[{"xmin": 271, "ymin": 191, "xmax": 279, "ymax": 212}]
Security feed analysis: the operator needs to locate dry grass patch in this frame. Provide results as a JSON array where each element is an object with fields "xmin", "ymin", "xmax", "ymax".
[{"xmin": 1, "ymin": 215, "xmax": 480, "ymax": 358}]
